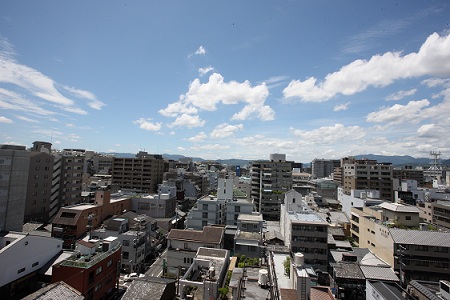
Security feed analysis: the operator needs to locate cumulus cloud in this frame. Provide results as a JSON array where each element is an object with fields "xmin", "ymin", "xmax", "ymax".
[
  {"xmin": 160, "ymin": 73, "xmax": 274, "ymax": 125},
  {"xmin": 366, "ymin": 99, "xmax": 430, "ymax": 125},
  {"xmin": 188, "ymin": 132, "xmax": 207, "ymax": 142},
  {"xmin": 283, "ymin": 32, "xmax": 450, "ymax": 102},
  {"xmin": 210, "ymin": 123, "xmax": 244, "ymax": 139},
  {"xmin": 0, "ymin": 116, "xmax": 12, "ymax": 123},
  {"xmin": 199, "ymin": 66, "xmax": 214, "ymax": 77},
  {"xmin": 168, "ymin": 114, "xmax": 205, "ymax": 128},
  {"xmin": 333, "ymin": 102, "xmax": 350, "ymax": 111},
  {"xmin": 133, "ymin": 118, "xmax": 162, "ymax": 131},
  {"xmin": 291, "ymin": 124, "xmax": 366, "ymax": 144},
  {"xmin": 385, "ymin": 88, "xmax": 417, "ymax": 101}
]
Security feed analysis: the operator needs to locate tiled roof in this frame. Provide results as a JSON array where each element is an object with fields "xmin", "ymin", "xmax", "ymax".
[
  {"xmin": 280, "ymin": 288, "xmax": 299, "ymax": 300},
  {"xmin": 379, "ymin": 202, "xmax": 421, "ymax": 213},
  {"xmin": 389, "ymin": 228, "xmax": 450, "ymax": 247},
  {"xmin": 22, "ymin": 281, "xmax": 83, "ymax": 300},
  {"xmin": 167, "ymin": 226, "xmax": 224, "ymax": 244},
  {"xmin": 122, "ymin": 277, "xmax": 176, "ymax": 300},
  {"xmin": 360, "ymin": 265, "xmax": 399, "ymax": 282},
  {"xmin": 310, "ymin": 286, "xmax": 336, "ymax": 300},
  {"xmin": 333, "ymin": 262, "xmax": 365, "ymax": 280}
]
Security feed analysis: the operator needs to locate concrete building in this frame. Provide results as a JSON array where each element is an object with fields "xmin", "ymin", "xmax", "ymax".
[
  {"xmin": 280, "ymin": 190, "xmax": 328, "ymax": 271},
  {"xmin": 311, "ymin": 159, "xmax": 340, "ymax": 179},
  {"xmin": 166, "ymin": 226, "xmax": 225, "ymax": 276},
  {"xmin": 24, "ymin": 141, "xmax": 54, "ymax": 224},
  {"xmin": 340, "ymin": 157, "xmax": 393, "ymax": 200},
  {"xmin": 393, "ymin": 166, "xmax": 425, "ymax": 187},
  {"xmin": 338, "ymin": 187, "xmax": 384, "ymax": 217},
  {"xmin": 350, "ymin": 205, "xmax": 450, "ymax": 283},
  {"xmin": 59, "ymin": 149, "xmax": 85, "ymax": 207},
  {"xmin": 433, "ymin": 200, "xmax": 450, "ymax": 228},
  {"xmin": 234, "ymin": 213, "xmax": 264, "ymax": 258},
  {"xmin": 0, "ymin": 145, "xmax": 30, "ymax": 232},
  {"xmin": 250, "ymin": 154, "xmax": 293, "ymax": 220},
  {"xmin": 51, "ymin": 191, "xmax": 132, "ymax": 249},
  {"xmin": 52, "ymin": 237, "xmax": 121, "ymax": 300},
  {"xmin": 0, "ymin": 232, "xmax": 64, "ymax": 299},
  {"xmin": 112, "ymin": 152, "xmax": 165, "ymax": 193},
  {"xmin": 179, "ymin": 247, "xmax": 230, "ymax": 300}
]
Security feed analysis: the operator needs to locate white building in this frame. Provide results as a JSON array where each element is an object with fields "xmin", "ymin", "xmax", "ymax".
[
  {"xmin": 0, "ymin": 232, "xmax": 63, "ymax": 289},
  {"xmin": 338, "ymin": 187, "xmax": 384, "ymax": 217}
]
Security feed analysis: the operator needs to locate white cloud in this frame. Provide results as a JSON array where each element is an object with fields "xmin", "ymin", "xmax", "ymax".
[
  {"xmin": 291, "ymin": 124, "xmax": 366, "ymax": 144},
  {"xmin": 168, "ymin": 114, "xmax": 205, "ymax": 128},
  {"xmin": 366, "ymin": 99, "xmax": 430, "ymax": 125},
  {"xmin": 263, "ymin": 75, "xmax": 290, "ymax": 89},
  {"xmin": 422, "ymin": 77, "xmax": 450, "ymax": 88},
  {"xmin": 15, "ymin": 115, "xmax": 40, "ymax": 123},
  {"xmin": 0, "ymin": 116, "xmax": 12, "ymax": 123},
  {"xmin": 283, "ymin": 32, "xmax": 450, "ymax": 102},
  {"xmin": 62, "ymin": 85, "xmax": 106, "ymax": 110},
  {"xmin": 210, "ymin": 123, "xmax": 244, "ymax": 139},
  {"xmin": 0, "ymin": 88, "xmax": 57, "ymax": 117},
  {"xmin": 133, "ymin": 118, "xmax": 162, "ymax": 131},
  {"xmin": 385, "ymin": 88, "xmax": 418, "ymax": 101},
  {"xmin": 160, "ymin": 73, "xmax": 273, "ymax": 124},
  {"xmin": 195, "ymin": 46, "xmax": 207, "ymax": 55},
  {"xmin": 188, "ymin": 132, "xmax": 207, "ymax": 142},
  {"xmin": 159, "ymin": 101, "xmax": 198, "ymax": 117},
  {"xmin": 169, "ymin": 131, "xmax": 175, "ymax": 135},
  {"xmin": 0, "ymin": 38, "xmax": 103, "ymax": 115},
  {"xmin": 333, "ymin": 102, "xmax": 350, "ymax": 112},
  {"xmin": 177, "ymin": 146, "xmax": 186, "ymax": 151},
  {"xmin": 199, "ymin": 66, "xmax": 214, "ymax": 77},
  {"xmin": 190, "ymin": 144, "xmax": 230, "ymax": 151}
]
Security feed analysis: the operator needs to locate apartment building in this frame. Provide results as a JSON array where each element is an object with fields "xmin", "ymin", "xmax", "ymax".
[
  {"xmin": 250, "ymin": 154, "xmax": 293, "ymax": 220},
  {"xmin": 24, "ymin": 141, "xmax": 54, "ymax": 223},
  {"xmin": 0, "ymin": 145, "xmax": 30, "ymax": 232},
  {"xmin": 52, "ymin": 237, "xmax": 121, "ymax": 300},
  {"xmin": 112, "ymin": 152, "xmax": 165, "ymax": 193},
  {"xmin": 280, "ymin": 190, "xmax": 328, "ymax": 271},
  {"xmin": 341, "ymin": 157, "xmax": 393, "ymax": 200},
  {"xmin": 433, "ymin": 200, "xmax": 450, "ymax": 228},
  {"xmin": 393, "ymin": 166, "xmax": 424, "ymax": 187},
  {"xmin": 311, "ymin": 159, "xmax": 340, "ymax": 179},
  {"xmin": 59, "ymin": 149, "xmax": 85, "ymax": 206},
  {"xmin": 350, "ymin": 205, "xmax": 450, "ymax": 282}
]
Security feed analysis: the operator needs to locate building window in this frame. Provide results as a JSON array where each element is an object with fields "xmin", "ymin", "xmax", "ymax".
[
  {"xmin": 18, "ymin": 268, "xmax": 25, "ymax": 274},
  {"xmin": 96, "ymin": 266, "xmax": 103, "ymax": 274},
  {"xmin": 202, "ymin": 221, "xmax": 207, "ymax": 227},
  {"xmin": 203, "ymin": 204, "xmax": 208, "ymax": 210},
  {"xmin": 122, "ymin": 240, "xmax": 130, "ymax": 246},
  {"xmin": 235, "ymin": 206, "xmax": 240, "ymax": 213},
  {"xmin": 32, "ymin": 262, "xmax": 39, "ymax": 267},
  {"xmin": 405, "ymin": 216, "xmax": 411, "ymax": 220},
  {"xmin": 202, "ymin": 212, "xmax": 208, "ymax": 218},
  {"xmin": 107, "ymin": 260, "xmax": 112, "ymax": 267},
  {"xmin": 122, "ymin": 252, "xmax": 129, "ymax": 259}
]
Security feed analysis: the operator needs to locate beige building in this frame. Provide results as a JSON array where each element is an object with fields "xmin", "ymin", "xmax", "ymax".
[
  {"xmin": 341, "ymin": 157, "xmax": 393, "ymax": 200},
  {"xmin": 350, "ymin": 204, "xmax": 450, "ymax": 282},
  {"xmin": 112, "ymin": 152, "xmax": 165, "ymax": 193}
]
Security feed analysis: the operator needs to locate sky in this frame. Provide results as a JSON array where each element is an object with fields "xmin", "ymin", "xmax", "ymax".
[{"xmin": 1, "ymin": 1, "xmax": 450, "ymax": 163}]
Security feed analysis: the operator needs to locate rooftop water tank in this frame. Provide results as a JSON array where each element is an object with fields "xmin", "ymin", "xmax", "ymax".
[
  {"xmin": 294, "ymin": 252, "xmax": 305, "ymax": 266},
  {"xmin": 258, "ymin": 269, "xmax": 268, "ymax": 287}
]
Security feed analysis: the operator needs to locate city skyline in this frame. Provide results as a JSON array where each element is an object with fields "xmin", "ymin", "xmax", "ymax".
[{"xmin": 1, "ymin": 1, "xmax": 450, "ymax": 162}]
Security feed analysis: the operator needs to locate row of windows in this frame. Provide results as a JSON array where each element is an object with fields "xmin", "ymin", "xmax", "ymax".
[
  {"xmin": 292, "ymin": 236, "xmax": 327, "ymax": 243},
  {"xmin": 17, "ymin": 261, "xmax": 39, "ymax": 274},
  {"xmin": 292, "ymin": 225, "xmax": 326, "ymax": 232}
]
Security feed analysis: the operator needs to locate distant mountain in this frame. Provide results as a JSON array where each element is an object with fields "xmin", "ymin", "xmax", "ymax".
[
  {"xmin": 216, "ymin": 159, "xmax": 251, "ymax": 167},
  {"xmin": 162, "ymin": 154, "xmax": 205, "ymax": 162}
]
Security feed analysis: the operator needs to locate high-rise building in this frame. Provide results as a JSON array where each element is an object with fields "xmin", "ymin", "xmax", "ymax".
[
  {"xmin": 24, "ymin": 141, "xmax": 54, "ymax": 223},
  {"xmin": 0, "ymin": 145, "xmax": 30, "ymax": 231},
  {"xmin": 341, "ymin": 157, "xmax": 393, "ymax": 200},
  {"xmin": 311, "ymin": 158, "xmax": 340, "ymax": 179},
  {"xmin": 112, "ymin": 151, "xmax": 165, "ymax": 193},
  {"xmin": 58, "ymin": 149, "xmax": 85, "ymax": 206},
  {"xmin": 250, "ymin": 154, "xmax": 292, "ymax": 220}
]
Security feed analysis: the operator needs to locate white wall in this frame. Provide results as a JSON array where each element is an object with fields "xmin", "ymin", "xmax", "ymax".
[{"xmin": 0, "ymin": 233, "xmax": 63, "ymax": 287}]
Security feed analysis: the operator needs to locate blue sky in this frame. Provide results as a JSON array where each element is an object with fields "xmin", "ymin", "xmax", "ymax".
[{"xmin": 1, "ymin": 1, "xmax": 450, "ymax": 162}]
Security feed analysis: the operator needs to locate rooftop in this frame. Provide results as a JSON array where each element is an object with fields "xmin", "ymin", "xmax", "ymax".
[
  {"xmin": 379, "ymin": 202, "xmax": 421, "ymax": 213},
  {"xmin": 22, "ymin": 281, "xmax": 83, "ymax": 300},
  {"xmin": 59, "ymin": 241, "xmax": 121, "ymax": 269},
  {"xmin": 237, "ymin": 213, "xmax": 263, "ymax": 222},
  {"xmin": 389, "ymin": 228, "xmax": 450, "ymax": 247},
  {"xmin": 369, "ymin": 281, "xmax": 404, "ymax": 300},
  {"xmin": 167, "ymin": 226, "xmax": 224, "ymax": 244},
  {"xmin": 288, "ymin": 211, "xmax": 327, "ymax": 224}
]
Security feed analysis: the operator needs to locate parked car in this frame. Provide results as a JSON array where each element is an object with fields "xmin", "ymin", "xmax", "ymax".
[{"xmin": 123, "ymin": 273, "xmax": 145, "ymax": 282}]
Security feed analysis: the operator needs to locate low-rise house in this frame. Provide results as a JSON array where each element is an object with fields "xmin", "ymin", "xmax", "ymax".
[{"xmin": 166, "ymin": 226, "xmax": 225, "ymax": 276}]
